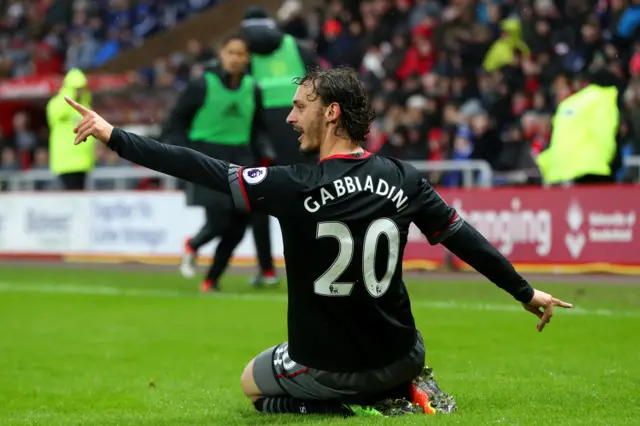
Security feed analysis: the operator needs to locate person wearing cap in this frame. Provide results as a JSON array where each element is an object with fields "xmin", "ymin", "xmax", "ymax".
[{"xmin": 47, "ymin": 68, "xmax": 95, "ymax": 190}]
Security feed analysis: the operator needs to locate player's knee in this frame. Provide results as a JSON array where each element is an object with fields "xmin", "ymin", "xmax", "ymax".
[
  {"xmin": 241, "ymin": 359, "xmax": 262, "ymax": 400},
  {"xmin": 240, "ymin": 360, "xmax": 253, "ymax": 394}
]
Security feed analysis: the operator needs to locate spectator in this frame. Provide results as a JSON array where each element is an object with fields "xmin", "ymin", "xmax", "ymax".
[
  {"xmin": 443, "ymin": 126, "xmax": 474, "ymax": 187},
  {"xmin": 30, "ymin": 146, "xmax": 51, "ymax": 190},
  {"xmin": 617, "ymin": 0, "xmax": 640, "ymax": 39},
  {"xmin": 470, "ymin": 111, "xmax": 503, "ymax": 169},
  {"xmin": 0, "ymin": 144, "xmax": 19, "ymax": 191},
  {"xmin": 4, "ymin": 0, "xmax": 640, "ymax": 190},
  {"xmin": 12, "ymin": 111, "xmax": 37, "ymax": 153},
  {"xmin": 92, "ymin": 28, "xmax": 121, "ymax": 67},
  {"xmin": 409, "ymin": 0, "xmax": 441, "ymax": 29},
  {"xmin": 65, "ymin": 30, "xmax": 99, "ymax": 71},
  {"xmin": 625, "ymin": 78, "xmax": 640, "ymax": 154},
  {"xmin": 11, "ymin": 111, "xmax": 39, "ymax": 168},
  {"xmin": 321, "ymin": 19, "xmax": 364, "ymax": 69},
  {"xmin": 95, "ymin": 144, "xmax": 134, "ymax": 190},
  {"xmin": 185, "ymin": 38, "xmax": 215, "ymax": 64},
  {"xmin": 483, "ymin": 18, "xmax": 530, "ymax": 72},
  {"xmin": 132, "ymin": 0, "xmax": 158, "ymax": 43},
  {"xmin": 31, "ymin": 147, "xmax": 49, "ymax": 170},
  {"xmin": 616, "ymin": 119, "xmax": 637, "ymax": 181},
  {"xmin": 0, "ymin": 147, "xmax": 20, "ymax": 172},
  {"xmin": 277, "ymin": 0, "xmax": 308, "ymax": 40},
  {"xmin": 396, "ymin": 35, "xmax": 435, "ymax": 80},
  {"xmin": 0, "ymin": 0, "xmax": 218, "ymax": 79}
]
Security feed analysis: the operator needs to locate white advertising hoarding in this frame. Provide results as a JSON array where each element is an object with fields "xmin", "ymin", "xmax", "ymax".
[{"xmin": 0, "ymin": 192, "xmax": 284, "ymax": 259}]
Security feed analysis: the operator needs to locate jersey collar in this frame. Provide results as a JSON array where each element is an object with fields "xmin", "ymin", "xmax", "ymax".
[{"xmin": 319, "ymin": 151, "xmax": 372, "ymax": 163}]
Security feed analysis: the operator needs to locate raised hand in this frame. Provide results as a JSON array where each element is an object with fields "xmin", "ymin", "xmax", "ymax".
[{"xmin": 65, "ymin": 96, "xmax": 114, "ymax": 145}]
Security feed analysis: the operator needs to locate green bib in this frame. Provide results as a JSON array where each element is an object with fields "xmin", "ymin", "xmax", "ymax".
[
  {"xmin": 189, "ymin": 72, "xmax": 256, "ymax": 145},
  {"xmin": 251, "ymin": 34, "xmax": 306, "ymax": 108}
]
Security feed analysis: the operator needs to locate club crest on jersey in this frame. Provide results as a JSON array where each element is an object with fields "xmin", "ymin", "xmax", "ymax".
[{"xmin": 243, "ymin": 167, "xmax": 267, "ymax": 185}]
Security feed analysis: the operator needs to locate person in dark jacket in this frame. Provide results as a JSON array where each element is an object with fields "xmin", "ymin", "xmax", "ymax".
[
  {"xmin": 241, "ymin": 5, "xmax": 320, "ymax": 165},
  {"xmin": 240, "ymin": 6, "xmax": 321, "ymax": 286},
  {"xmin": 161, "ymin": 34, "xmax": 277, "ymax": 292}
]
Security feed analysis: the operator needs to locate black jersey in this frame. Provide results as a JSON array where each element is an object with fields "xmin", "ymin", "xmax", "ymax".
[
  {"xmin": 107, "ymin": 129, "xmax": 533, "ymax": 373},
  {"xmin": 230, "ymin": 152, "xmax": 462, "ymax": 372}
]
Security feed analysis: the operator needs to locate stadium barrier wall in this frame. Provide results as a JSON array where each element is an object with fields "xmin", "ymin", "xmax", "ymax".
[{"xmin": 0, "ymin": 186, "xmax": 638, "ymax": 274}]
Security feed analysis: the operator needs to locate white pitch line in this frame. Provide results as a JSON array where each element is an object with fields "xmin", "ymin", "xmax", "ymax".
[
  {"xmin": 0, "ymin": 282, "xmax": 192, "ymax": 298},
  {"xmin": 0, "ymin": 281, "xmax": 639, "ymax": 318}
]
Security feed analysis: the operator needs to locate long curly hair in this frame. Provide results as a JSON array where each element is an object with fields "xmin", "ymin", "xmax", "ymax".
[{"xmin": 292, "ymin": 66, "xmax": 375, "ymax": 143}]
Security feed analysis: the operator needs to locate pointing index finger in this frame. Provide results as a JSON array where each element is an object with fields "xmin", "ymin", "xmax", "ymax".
[
  {"xmin": 552, "ymin": 298, "xmax": 573, "ymax": 308},
  {"xmin": 64, "ymin": 96, "xmax": 90, "ymax": 116}
]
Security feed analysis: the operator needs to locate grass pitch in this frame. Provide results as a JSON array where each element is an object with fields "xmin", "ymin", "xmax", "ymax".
[{"xmin": 0, "ymin": 265, "xmax": 639, "ymax": 425}]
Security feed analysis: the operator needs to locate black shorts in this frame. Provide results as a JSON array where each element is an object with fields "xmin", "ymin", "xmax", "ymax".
[{"xmin": 252, "ymin": 331, "xmax": 425, "ymax": 402}]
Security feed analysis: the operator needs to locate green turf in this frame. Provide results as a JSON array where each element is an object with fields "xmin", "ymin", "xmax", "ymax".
[{"xmin": 0, "ymin": 266, "xmax": 639, "ymax": 425}]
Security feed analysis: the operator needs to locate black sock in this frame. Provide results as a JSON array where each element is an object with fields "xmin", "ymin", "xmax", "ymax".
[{"xmin": 253, "ymin": 397, "xmax": 352, "ymax": 416}]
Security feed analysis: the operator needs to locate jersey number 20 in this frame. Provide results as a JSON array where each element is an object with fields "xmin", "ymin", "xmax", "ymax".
[{"xmin": 314, "ymin": 218, "xmax": 400, "ymax": 298}]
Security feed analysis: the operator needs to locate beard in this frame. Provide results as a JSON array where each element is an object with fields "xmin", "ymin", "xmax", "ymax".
[
  {"xmin": 298, "ymin": 120, "xmax": 324, "ymax": 155},
  {"xmin": 299, "ymin": 142, "xmax": 320, "ymax": 155}
]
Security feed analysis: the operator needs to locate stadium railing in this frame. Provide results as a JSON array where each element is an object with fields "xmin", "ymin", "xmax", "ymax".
[
  {"xmin": 4, "ymin": 156, "xmax": 640, "ymax": 191},
  {"xmin": 0, "ymin": 168, "xmax": 177, "ymax": 191},
  {"xmin": 624, "ymin": 155, "xmax": 640, "ymax": 178},
  {"xmin": 409, "ymin": 160, "xmax": 493, "ymax": 187},
  {"xmin": 0, "ymin": 160, "xmax": 493, "ymax": 190}
]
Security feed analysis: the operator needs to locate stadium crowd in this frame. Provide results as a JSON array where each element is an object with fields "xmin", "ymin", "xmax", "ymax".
[
  {"xmin": 0, "ymin": 0, "xmax": 220, "ymax": 179},
  {"xmin": 0, "ymin": 0, "xmax": 220, "ymax": 77},
  {"xmin": 1, "ymin": 0, "xmax": 640, "ymax": 185}
]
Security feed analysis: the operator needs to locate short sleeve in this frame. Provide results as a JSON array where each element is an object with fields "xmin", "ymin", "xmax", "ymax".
[
  {"xmin": 228, "ymin": 164, "xmax": 303, "ymax": 217},
  {"xmin": 411, "ymin": 178, "xmax": 463, "ymax": 245}
]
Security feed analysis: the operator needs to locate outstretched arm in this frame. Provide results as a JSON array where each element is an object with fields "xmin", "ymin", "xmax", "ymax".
[
  {"xmin": 410, "ymin": 178, "xmax": 534, "ymax": 302},
  {"xmin": 65, "ymin": 95, "xmax": 243, "ymax": 200},
  {"xmin": 108, "ymin": 127, "xmax": 236, "ymax": 195},
  {"xmin": 65, "ymin": 95, "xmax": 299, "ymax": 217},
  {"xmin": 411, "ymin": 177, "xmax": 572, "ymax": 331},
  {"xmin": 441, "ymin": 222, "xmax": 534, "ymax": 303}
]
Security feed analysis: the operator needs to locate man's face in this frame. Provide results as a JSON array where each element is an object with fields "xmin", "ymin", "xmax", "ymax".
[
  {"xmin": 287, "ymin": 82, "xmax": 327, "ymax": 155},
  {"xmin": 581, "ymin": 24, "xmax": 598, "ymax": 44},
  {"xmin": 220, "ymin": 39, "xmax": 249, "ymax": 75},
  {"xmin": 471, "ymin": 114, "xmax": 489, "ymax": 135}
]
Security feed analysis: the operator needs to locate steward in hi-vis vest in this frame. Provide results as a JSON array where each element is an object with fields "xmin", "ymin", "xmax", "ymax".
[
  {"xmin": 537, "ymin": 70, "xmax": 620, "ymax": 185},
  {"xmin": 47, "ymin": 68, "xmax": 95, "ymax": 190}
]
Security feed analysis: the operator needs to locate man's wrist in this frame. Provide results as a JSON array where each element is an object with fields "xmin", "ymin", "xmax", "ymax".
[
  {"xmin": 515, "ymin": 285, "xmax": 535, "ymax": 304},
  {"xmin": 107, "ymin": 127, "xmax": 120, "ymax": 148}
]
